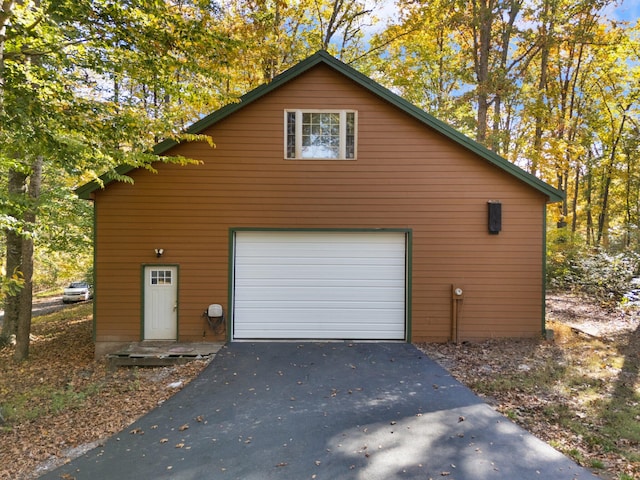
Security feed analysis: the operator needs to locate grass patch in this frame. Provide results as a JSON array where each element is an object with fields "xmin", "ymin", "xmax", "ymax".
[
  {"xmin": 597, "ymin": 396, "xmax": 640, "ymax": 462},
  {"xmin": 33, "ymin": 288, "xmax": 62, "ymax": 299},
  {"xmin": 32, "ymin": 301, "xmax": 93, "ymax": 327},
  {"xmin": 1, "ymin": 383, "xmax": 101, "ymax": 424},
  {"xmin": 539, "ymin": 322, "xmax": 639, "ymax": 464},
  {"xmin": 470, "ymin": 360, "xmax": 566, "ymax": 396}
]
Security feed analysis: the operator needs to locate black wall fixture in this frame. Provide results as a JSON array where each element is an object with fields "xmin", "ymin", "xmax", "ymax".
[{"xmin": 488, "ymin": 201, "xmax": 502, "ymax": 234}]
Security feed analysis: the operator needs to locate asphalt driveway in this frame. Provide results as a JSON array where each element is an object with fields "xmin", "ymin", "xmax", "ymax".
[{"xmin": 40, "ymin": 342, "xmax": 598, "ymax": 480}]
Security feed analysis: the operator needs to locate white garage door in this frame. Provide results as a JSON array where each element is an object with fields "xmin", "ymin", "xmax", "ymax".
[{"xmin": 233, "ymin": 231, "xmax": 406, "ymax": 340}]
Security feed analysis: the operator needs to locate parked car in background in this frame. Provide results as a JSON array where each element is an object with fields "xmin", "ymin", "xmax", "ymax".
[{"xmin": 62, "ymin": 282, "xmax": 93, "ymax": 303}]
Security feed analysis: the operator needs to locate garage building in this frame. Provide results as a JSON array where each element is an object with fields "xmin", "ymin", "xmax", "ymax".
[{"xmin": 77, "ymin": 51, "xmax": 563, "ymax": 356}]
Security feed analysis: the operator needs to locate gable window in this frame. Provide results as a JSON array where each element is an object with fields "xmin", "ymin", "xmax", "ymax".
[{"xmin": 285, "ymin": 110, "xmax": 357, "ymax": 160}]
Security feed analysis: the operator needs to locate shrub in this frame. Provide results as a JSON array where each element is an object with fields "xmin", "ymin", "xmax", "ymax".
[
  {"xmin": 546, "ymin": 228, "xmax": 584, "ymax": 291},
  {"xmin": 548, "ymin": 240, "xmax": 639, "ymax": 306},
  {"xmin": 572, "ymin": 250, "xmax": 639, "ymax": 304}
]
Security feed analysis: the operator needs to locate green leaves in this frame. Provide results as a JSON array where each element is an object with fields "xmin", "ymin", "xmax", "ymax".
[
  {"xmin": 0, "ymin": 1, "xmax": 236, "ymax": 342},
  {"xmin": 2, "ymin": 0, "xmax": 234, "ymax": 181}
]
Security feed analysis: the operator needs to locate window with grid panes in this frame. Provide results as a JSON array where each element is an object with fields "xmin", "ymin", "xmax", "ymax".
[
  {"xmin": 150, "ymin": 269, "xmax": 173, "ymax": 285},
  {"xmin": 285, "ymin": 110, "xmax": 356, "ymax": 160}
]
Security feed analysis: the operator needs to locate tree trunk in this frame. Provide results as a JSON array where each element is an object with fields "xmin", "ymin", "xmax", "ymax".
[
  {"xmin": 2, "ymin": 169, "xmax": 27, "ymax": 339},
  {"xmin": 585, "ymin": 152, "xmax": 594, "ymax": 246},
  {"xmin": 622, "ymin": 139, "xmax": 638, "ymax": 249},
  {"xmin": 322, "ymin": 0, "xmax": 343, "ymax": 49},
  {"xmin": 3, "ymin": 231, "xmax": 22, "ymax": 338},
  {"xmin": 0, "ymin": 1, "xmax": 16, "ymax": 86},
  {"xmin": 596, "ymin": 113, "xmax": 627, "ymax": 246},
  {"xmin": 491, "ymin": 0, "xmax": 521, "ymax": 154},
  {"xmin": 531, "ymin": 0, "xmax": 554, "ymax": 175},
  {"xmin": 472, "ymin": 0, "xmax": 492, "ymax": 144},
  {"xmin": 570, "ymin": 161, "xmax": 580, "ymax": 237},
  {"xmin": 1, "ymin": 2, "xmax": 20, "ymax": 340},
  {"xmin": 14, "ymin": 157, "xmax": 42, "ymax": 362},
  {"xmin": 597, "ymin": 165, "xmax": 612, "ymax": 247},
  {"xmin": 14, "ymin": 230, "xmax": 34, "ymax": 361}
]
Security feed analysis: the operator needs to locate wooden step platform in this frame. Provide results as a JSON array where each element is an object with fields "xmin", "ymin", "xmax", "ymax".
[{"xmin": 107, "ymin": 342, "xmax": 224, "ymax": 368}]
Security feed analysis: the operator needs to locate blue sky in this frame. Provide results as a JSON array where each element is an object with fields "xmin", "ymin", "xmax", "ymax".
[
  {"xmin": 605, "ymin": 0, "xmax": 640, "ymax": 22},
  {"xmin": 372, "ymin": 0, "xmax": 639, "ymax": 26}
]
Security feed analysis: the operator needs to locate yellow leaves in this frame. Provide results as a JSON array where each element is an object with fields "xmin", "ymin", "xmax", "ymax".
[
  {"xmin": 179, "ymin": 133, "xmax": 215, "ymax": 148},
  {"xmin": 1, "ymin": 267, "xmax": 25, "ymax": 296}
]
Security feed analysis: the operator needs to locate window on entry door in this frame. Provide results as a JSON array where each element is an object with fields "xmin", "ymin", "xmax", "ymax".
[
  {"xmin": 285, "ymin": 110, "xmax": 356, "ymax": 160},
  {"xmin": 150, "ymin": 269, "xmax": 173, "ymax": 285}
]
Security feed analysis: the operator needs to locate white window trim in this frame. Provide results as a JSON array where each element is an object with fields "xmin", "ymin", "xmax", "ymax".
[{"xmin": 284, "ymin": 109, "xmax": 357, "ymax": 160}]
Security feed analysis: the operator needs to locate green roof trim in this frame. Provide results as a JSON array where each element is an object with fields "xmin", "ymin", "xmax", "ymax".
[{"xmin": 77, "ymin": 50, "xmax": 564, "ymax": 203}]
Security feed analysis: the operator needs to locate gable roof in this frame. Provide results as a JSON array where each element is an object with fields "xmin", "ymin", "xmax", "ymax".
[{"xmin": 77, "ymin": 50, "xmax": 563, "ymax": 203}]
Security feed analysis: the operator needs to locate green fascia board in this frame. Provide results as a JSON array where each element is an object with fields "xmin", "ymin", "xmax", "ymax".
[{"xmin": 77, "ymin": 50, "xmax": 564, "ymax": 203}]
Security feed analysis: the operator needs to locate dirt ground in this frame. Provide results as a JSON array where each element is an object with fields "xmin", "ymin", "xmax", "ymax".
[{"xmin": 0, "ymin": 293, "xmax": 638, "ymax": 480}]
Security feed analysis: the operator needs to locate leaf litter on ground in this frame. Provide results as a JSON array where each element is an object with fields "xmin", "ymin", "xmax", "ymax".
[
  {"xmin": 419, "ymin": 292, "xmax": 640, "ymax": 480},
  {"xmin": 1, "ymin": 293, "xmax": 638, "ymax": 480},
  {"xmin": 0, "ymin": 302, "xmax": 211, "ymax": 480}
]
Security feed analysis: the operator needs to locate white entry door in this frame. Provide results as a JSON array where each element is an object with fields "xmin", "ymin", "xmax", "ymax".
[{"xmin": 144, "ymin": 266, "xmax": 178, "ymax": 340}]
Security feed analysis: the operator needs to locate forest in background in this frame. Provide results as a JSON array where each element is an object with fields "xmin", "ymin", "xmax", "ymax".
[{"xmin": 1, "ymin": 0, "xmax": 639, "ymax": 358}]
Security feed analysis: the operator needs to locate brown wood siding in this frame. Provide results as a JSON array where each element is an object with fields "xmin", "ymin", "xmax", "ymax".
[{"xmin": 93, "ymin": 63, "xmax": 547, "ymax": 344}]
